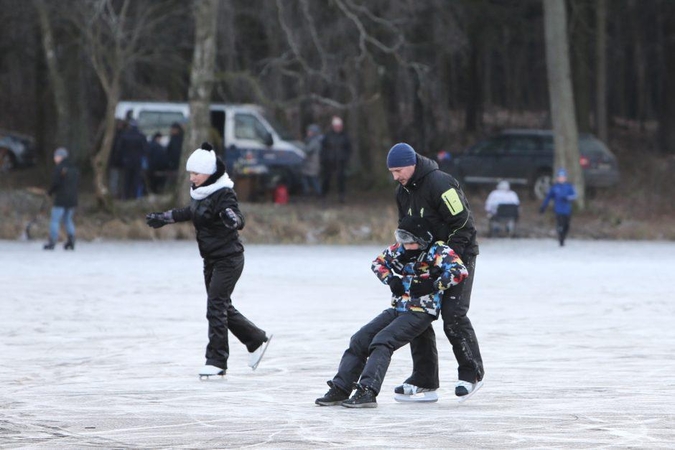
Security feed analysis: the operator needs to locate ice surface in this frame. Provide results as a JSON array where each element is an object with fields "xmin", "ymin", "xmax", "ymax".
[{"xmin": 1, "ymin": 238, "xmax": 674, "ymax": 449}]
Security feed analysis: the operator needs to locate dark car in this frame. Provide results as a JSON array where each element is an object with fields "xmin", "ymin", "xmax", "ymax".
[
  {"xmin": 0, "ymin": 130, "xmax": 37, "ymax": 171},
  {"xmin": 446, "ymin": 129, "xmax": 620, "ymax": 199}
]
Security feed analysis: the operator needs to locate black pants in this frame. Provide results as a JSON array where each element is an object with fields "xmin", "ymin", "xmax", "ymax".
[
  {"xmin": 332, "ymin": 309, "xmax": 435, "ymax": 395},
  {"xmin": 556, "ymin": 214, "xmax": 571, "ymax": 245},
  {"xmin": 321, "ymin": 160, "xmax": 347, "ymax": 199},
  {"xmin": 203, "ymin": 254, "xmax": 266, "ymax": 370},
  {"xmin": 404, "ymin": 254, "xmax": 484, "ymax": 388}
]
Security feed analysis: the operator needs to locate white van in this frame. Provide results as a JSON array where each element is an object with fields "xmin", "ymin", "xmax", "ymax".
[{"xmin": 114, "ymin": 101, "xmax": 305, "ymax": 184}]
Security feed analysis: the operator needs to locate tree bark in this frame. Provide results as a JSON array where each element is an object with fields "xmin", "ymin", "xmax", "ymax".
[
  {"xmin": 543, "ymin": 0, "xmax": 585, "ymax": 208},
  {"xmin": 177, "ymin": 0, "xmax": 219, "ymax": 205},
  {"xmin": 595, "ymin": 0, "xmax": 608, "ymax": 142},
  {"xmin": 34, "ymin": 0, "xmax": 69, "ymax": 147}
]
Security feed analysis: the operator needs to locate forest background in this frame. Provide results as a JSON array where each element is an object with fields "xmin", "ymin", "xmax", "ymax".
[{"xmin": 1, "ymin": 0, "xmax": 674, "ymax": 243}]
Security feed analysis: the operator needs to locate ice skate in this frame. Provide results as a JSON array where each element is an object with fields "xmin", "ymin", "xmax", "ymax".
[
  {"xmin": 43, "ymin": 240, "xmax": 55, "ymax": 250},
  {"xmin": 342, "ymin": 384, "xmax": 377, "ymax": 408},
  {"xmin": 199, "ymin": 365, "xmax": 225, "ymax": 380},
  {"xmin": 455, "ymin": 380, "xmax": 484, "ymax": 403},
  {"xmin": 315, "ymin": 381, "xmax": 349, "ymax": 406},
  {"xmin": 393, "ymin": 383, "xmax": 438, "ymax": 403},
  {"xmin": 248, "ymin": 334, "xmax": 273, "ymax": 371}
]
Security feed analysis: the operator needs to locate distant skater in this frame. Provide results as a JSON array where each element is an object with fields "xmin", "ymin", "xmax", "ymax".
[
  {"xmin": 44, "ymin": 147, "xmax": 79, "ymax": 250},
  {"xmin": 145, "ymin": 142, "xmax": 272, "ymax": 378},
  {"xmin": 539, "ymin": 168, "xmax": 577, "ymax": 247}
]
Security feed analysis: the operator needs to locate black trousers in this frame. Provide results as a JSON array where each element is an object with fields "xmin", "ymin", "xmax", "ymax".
[
  {"xmin": 203, "ymin": 254, "xmax": 266, "ymax": 370},
  {"xmin": 404, "ymin": 254, "xmax": 484, "ymax": 388},
  {"xmin": 332, "ymin": 309, "xmax": 435, "ymax": 395},
  {"xmin": 556, "ymin": 214, "xmax": 571, "ymax": 245},
  {"xmin": 321, "ymin": 160, "xmax": 347, "ymax": 198}
]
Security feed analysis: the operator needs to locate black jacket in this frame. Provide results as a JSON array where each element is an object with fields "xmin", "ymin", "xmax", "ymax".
[
  {"xmin": 320, "ymin": 130, "xmax": 351, "ymax": 163},
  {"xmin": 171, "ymin": 159, "xmax": 245, "ymax": 260},
  {"xmin": 48, "ymin": 158, "xmax": 79, "ymax": 208},
  {"xmin": 395, "ymin": 154, "xmax": 478, "ymax": 257},
  {"xmin": 115, "ymin": 127, "xmax": 148, "ymax": 169}
]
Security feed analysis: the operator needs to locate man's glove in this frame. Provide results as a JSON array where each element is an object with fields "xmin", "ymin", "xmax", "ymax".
[
  {"xmin": 146, "ymin": 211, "xmax": 174, "ymax": 228},
  {"xmin": 409, "ymin": 278, "xmax": 436, "ymax": 297},
  {"xmin": 388, "ymin": 277, "xmax": 405, "ymax": 297},
  {"xmin": 219, "ymin": 208, "xmax": 241, "ymax": 230}
]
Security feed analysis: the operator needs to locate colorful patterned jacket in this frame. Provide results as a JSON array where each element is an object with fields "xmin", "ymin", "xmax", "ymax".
[{"xmin": 371, "ymin": 242, "xmax": 469, "ymax": 317}]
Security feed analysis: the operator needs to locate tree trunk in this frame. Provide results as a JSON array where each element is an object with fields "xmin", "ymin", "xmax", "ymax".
[
  {"xmin": 34, "ymin": 0, "xmax": 69, "ymax": 147},
  {"xmin": 595, "ymin": 0, "xmax": 608, "ymax": 142},
  {"xmin": 571, "ymin": 0, "xmax": 591, "ymax": 133},
  {"xmin": 177, "ymin": 0, "xmax": 219, "ymax": 205},
  {"xmin": 92, "ymin": 81, "xmax": 120, "ymax": 210},
  {"xmin": 543, "ymin": 0, "xmax": 585, "ymax": 208},
  {"xmin": 659, "ymin": 2, "xmax": 675, "ymax": 155}
]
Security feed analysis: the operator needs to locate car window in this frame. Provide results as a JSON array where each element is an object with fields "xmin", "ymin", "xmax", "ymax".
[
  {"xmin": 470, "ymin": 136, "xmax": 508, "ymax": 155},
  {"xmin": 234, "ymin": 113, "xmax": 269, "ymax": 143},
  {"xmin": 506, "ymin": 136, "xmax": 540, "ymax": 155},
  {"xmin": 138, "ymin": 111, "xmax": 186, "ymax": 137},
  {"xmin": 579, "ymin": 136, "xmax": 609, "ymax": 157}
]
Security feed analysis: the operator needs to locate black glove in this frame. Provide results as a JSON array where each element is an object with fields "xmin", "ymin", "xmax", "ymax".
[
  {"xmin": 219, "ymin": 208, "xmax": 241, "ymax": 230},
  {"xmin": 409, "ymin": 278, "xmax": 436, "ymax": 297},
  {"xmin": 146, "ymin": 211, "xmax": 174, "ymax": 229},
  {"xmin": 388, "ymin": 277, "xmax": 405, "ymax": 297}
]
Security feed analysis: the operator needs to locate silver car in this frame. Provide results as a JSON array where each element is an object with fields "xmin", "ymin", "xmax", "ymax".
[{"xmin": 0, "ymin": 130, "xmax": 36, "ymax": 171}]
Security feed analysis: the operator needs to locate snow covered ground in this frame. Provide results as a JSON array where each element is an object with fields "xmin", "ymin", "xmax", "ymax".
[{"xmin": 1, "ymin": 238, "xmax": 674, "ymax": 449}]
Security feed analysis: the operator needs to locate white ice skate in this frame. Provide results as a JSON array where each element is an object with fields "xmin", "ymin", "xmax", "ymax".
[
  {"xmin": 456, "ymin": 380, "xmax": 484, "ymax": 403},
  {"xmin": 248, "ymin": 334, "xmax": 273, "ymax": 371},
  {"xmin": 394, "ymin": 383, "xmax": 439, "ymax": 403},
  {"xmin": 199, "ymin": 365, "xmax": 225, "ymax": 380}
]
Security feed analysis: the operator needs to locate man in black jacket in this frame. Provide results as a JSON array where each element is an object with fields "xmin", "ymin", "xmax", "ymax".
[
  {"xmin": 115, "ymin": 120, "xmax": 148, "ymax": 199},
  {"xmin": 44, "ymin": 147, "xmax": 79, "ymax": 250},
  {"xmin": 320, "ymin": 116, "xmax": 351, "ymax": 203},
  {"xmin": 386, "ymin": 142, "xmax": 484, "ymax": 400}
]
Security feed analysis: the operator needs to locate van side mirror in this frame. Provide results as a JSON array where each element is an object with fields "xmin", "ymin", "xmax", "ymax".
[{"xmin": 263, "ymin": 132, "xmax": 274, "ymax": 147}]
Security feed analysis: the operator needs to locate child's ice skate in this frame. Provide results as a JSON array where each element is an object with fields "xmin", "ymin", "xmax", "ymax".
[
  {"xmin": 455, "ymin": 379, "xmax": 484, "ymax": 403},
  {"xmin": 248, "ymin": 334, "xmax": 273, "ymax": 371}
]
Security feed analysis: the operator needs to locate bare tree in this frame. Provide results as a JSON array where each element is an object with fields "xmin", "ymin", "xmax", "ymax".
[
  {"xmin": 176, "ymin": 0, "xmax": 219, "ymax": 205},
  {"xmin": 75, "ymin": 0, "xmax": 173, "ymax": 208},
  {"xmin": 544, "ymin": 0, "xmax": 585, "ymax": 208},
  {"xmin": 595, "ymin": 0, "xmax": 608, "ymax": 142},
  {"xmin": 33, "ymin": 0, "xmax": 69, "ymax": 148}
]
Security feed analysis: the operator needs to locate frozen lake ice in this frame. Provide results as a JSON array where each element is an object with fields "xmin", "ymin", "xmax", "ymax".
[{"xmin": 1, "ymin": 238, "xmax": 674, "ymax": 449}]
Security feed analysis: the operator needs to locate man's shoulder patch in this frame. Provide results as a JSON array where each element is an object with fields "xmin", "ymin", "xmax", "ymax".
[{"xmin": 441, "ymin": 188, "xmax": 464, "ymax": 216}]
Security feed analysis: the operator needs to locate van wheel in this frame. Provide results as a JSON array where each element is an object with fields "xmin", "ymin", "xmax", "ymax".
[
  {"xmin": 532, "ymin": 171, "xmax": 551, "ymax": 200},
  {"xmin": 0, "ymin": 148, "xmax": 15, "ymax": 172}
]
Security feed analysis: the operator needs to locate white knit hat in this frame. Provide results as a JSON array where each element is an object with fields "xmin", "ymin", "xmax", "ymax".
[{"xmin": 186, "ymin": 148, "xmax": 217, "ymax": 175}]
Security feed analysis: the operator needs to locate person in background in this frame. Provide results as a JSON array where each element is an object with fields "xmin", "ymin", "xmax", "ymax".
[
  {"xmin": 145, "ymin": 142, "xmax": 272, "ymax": 378},
  {"xmin": 108, "ymin": 119, "xmax": 128, "ymax": 199},
  {"xmin": 147, "ymin": 132, "xmax": 168, "ymax": 194},
  {"xmin": 320, "ymin": 116, "xmax": 351, "ymax": 203},
  {"xmin": 540, "ymin": 168, "xmax": 577, "ymax": 246},
  {"xmin": 115, "ymin": 119, "xmax": 148, "ymax": 200},
  {"xmin": 485, "ymin": 180, "xmax": 520, "ymax": 237},
  {"xmin": 44, "ymin": 147, "xmax": 79, "ymax": 250},
  {"xmin": 166, "ymin": 122, "xmax": 184, "ymax": 171},
  {"xmin": 301, "ymin": 124, "xmax": 322, "ymax": 197}
]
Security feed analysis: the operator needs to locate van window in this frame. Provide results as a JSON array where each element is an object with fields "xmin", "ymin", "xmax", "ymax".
[
  {"xmin": 234, "ymin": 114, "xmax": 269, "ymax": 143},
  {"xmin": 138, "ymin": 111, "xmax": 186, "ymax": 136},
  {"xmin": 261, "ymin": 111, "xmax": 295, "ymax": 141}
]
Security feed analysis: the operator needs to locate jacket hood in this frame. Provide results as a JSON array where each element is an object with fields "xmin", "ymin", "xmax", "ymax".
[{"xmin": 408, "ymin": 154, "xmax": 439, "ymax": 188}]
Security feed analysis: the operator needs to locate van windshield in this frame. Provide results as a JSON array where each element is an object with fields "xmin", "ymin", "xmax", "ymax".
[{"xmin": 261, "ymin": 112, "xmax": 296, "ymax": 141}]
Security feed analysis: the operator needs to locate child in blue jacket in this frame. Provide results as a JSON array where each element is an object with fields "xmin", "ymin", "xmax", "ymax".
[
  {"xmin": 315, "ymin": 216, "xmax": 468, "ymax": 408},
  {"xmin": 540, "ymin": 168, "xmax": 577, "ymax": 246}
]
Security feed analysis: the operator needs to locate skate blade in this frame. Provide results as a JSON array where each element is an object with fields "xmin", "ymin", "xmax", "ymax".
[
  {"xmin": 199, "ymin": 373, "xmax": 225, "ymax": 380},
  {"xmin": 394, "ymin": 391, "xmax": 439, "ymax": 403},
  {"xmin": 457, "ymin": 380, "xmax": 484, "ymax": 403},
  {"xmin": 251, "ymin": 334, "xmax": 273, "ymax": 371}
]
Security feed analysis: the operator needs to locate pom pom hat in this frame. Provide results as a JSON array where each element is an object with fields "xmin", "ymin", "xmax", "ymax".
[
  {"xmin": 186, "ymin": 142, "xmax": 217, "ymax": 175},
  {"xmin": 387, "ymin": 143, "xmax": 417, "ymax": 168}
]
